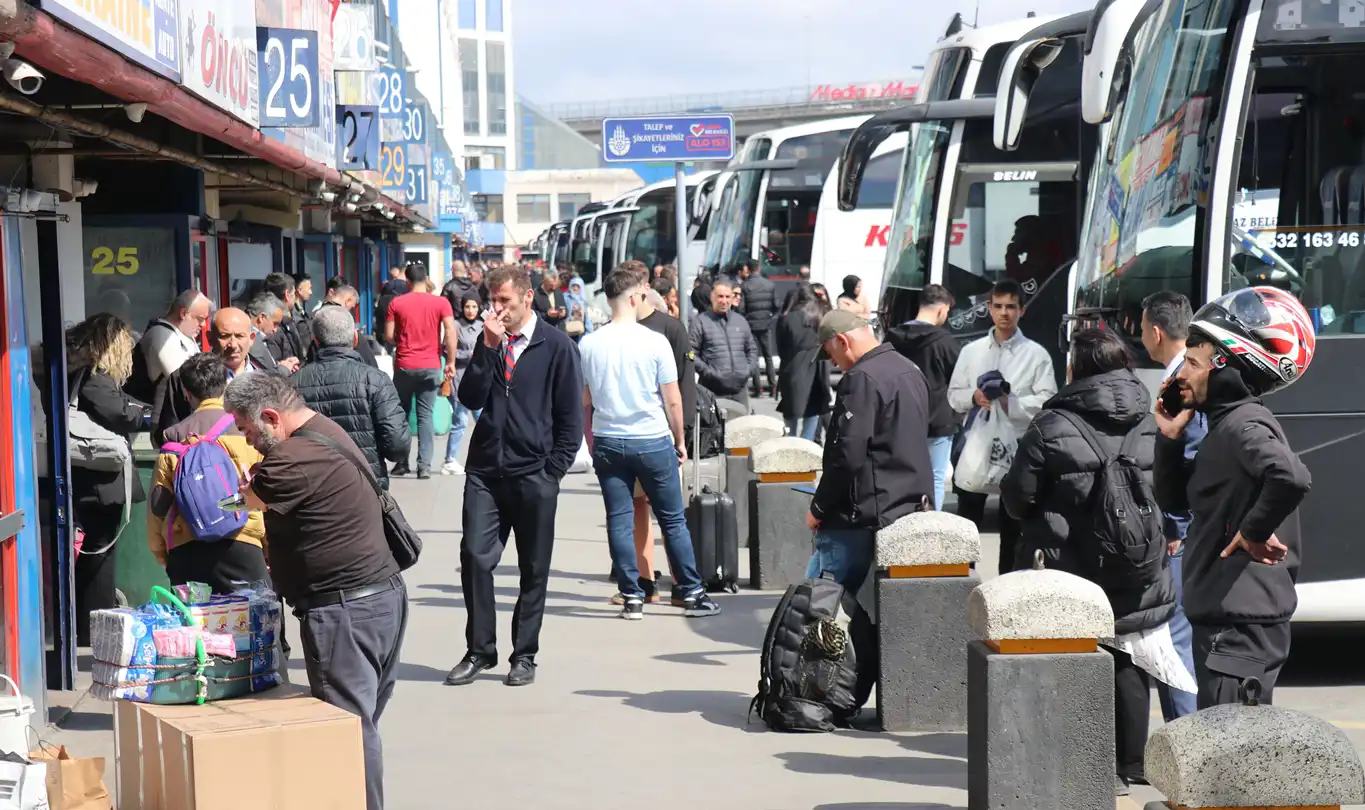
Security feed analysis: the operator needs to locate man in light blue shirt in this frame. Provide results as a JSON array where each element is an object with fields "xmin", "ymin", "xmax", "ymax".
[{"xmin": 581, "ymin": 264, "xmax": 720, "ymax": 621}]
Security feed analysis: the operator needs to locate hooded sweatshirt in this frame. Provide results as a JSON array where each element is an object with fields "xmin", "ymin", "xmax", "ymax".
[
  {"xmin": 888, "ymin": 321, "xmax": 961, "ymax": 437},
  {"xmin": 1153, "ymin": 367, "xmax": 1311, "ymax": 625},
  {"xmin": 1002, "ymin": 369, "xmax": 1175, "ymax": 634}
]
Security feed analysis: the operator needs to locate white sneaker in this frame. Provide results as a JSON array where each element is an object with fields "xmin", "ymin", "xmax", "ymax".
[{"xmin": 441, "ymin": 460, "xmax": 465, "ymax": 475}]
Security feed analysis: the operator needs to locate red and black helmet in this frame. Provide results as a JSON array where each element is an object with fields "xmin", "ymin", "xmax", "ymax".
[{"xmin": 1189, "ymin": 286, "xmax": 1316, "ymax": 396}]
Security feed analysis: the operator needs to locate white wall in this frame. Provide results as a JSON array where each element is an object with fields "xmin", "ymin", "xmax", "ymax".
[
  {"xmin": 499, "ymin": 169, "xmax": 641, "ymax": 259},
  {"xmin": 396, "ymin": 0, "xmax": 443, "ymax": 130}
]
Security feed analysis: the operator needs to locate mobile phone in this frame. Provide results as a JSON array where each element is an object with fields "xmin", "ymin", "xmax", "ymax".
[
  {"xmin": 1159, "ymin": 378, "xmax": 1185, "ymax": 416},
  {"xmin": 218, "ymin": 493, "xmax": 250, "ymax": 512}
]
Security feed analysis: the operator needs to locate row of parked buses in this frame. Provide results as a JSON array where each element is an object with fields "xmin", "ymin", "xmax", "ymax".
[{"xmin": 831, "ymin": 0, "xmax": 1364, "ymax": 624}]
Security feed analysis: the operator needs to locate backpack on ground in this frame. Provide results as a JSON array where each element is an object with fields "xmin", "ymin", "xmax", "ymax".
[
  {"xmin": 161, "ymin": 414, "xmax": 248, "ymax": 544},
  {"xmin": 693, "ymin": 385, "xmax": 725, "ymax": 460},
  {"xmin": 1054, "ymin": 411, "xmax": 1165, "ymax": 592},
  {"xmin": 749, "ymin": 575, "xmax": 859, "ymax": 732}
]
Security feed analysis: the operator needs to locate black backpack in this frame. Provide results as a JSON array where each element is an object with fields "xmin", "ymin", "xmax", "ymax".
[
  {"xmin": 693, "ymin": 386, "xmax": 725, "ymax": 460},
  {"xmin": 1054, "ymin": 411, "xmax": 1165, "ymax": 593},
  {"xmin": 749, "ymin": 575, "xmax": 859, "ymax": 732},
  {"xmin": 124, "ymin": 321, "xmax": 174, "ymax": 404}
]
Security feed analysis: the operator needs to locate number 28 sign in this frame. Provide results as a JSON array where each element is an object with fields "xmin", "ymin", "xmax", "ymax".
[{"xmin": 257, "ymin": 27, "xmax": 319, "ymax": 127}]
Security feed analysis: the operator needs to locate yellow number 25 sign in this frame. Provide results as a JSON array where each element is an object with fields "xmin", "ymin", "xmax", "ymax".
[{"xmin": 90, "ymin": 246, "xmax": 140, "ymax": 275}]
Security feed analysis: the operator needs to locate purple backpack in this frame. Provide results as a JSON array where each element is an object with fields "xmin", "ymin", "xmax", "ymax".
[{"xmin": 161, "ymin": 414, "xmax": 248, "ymax": 545}]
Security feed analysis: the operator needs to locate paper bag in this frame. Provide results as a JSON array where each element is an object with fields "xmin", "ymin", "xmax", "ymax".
[{"xmin": 28, "ymin": 748, "xmax": 110, "ymax": 810}]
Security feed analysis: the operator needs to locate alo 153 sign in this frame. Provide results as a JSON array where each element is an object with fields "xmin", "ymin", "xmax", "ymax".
[{"xmin": 257, "ymin": 27, "xmax": 319, "ymax": 127}]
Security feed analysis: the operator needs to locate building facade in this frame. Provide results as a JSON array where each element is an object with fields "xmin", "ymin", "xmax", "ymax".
[{"xmin": 444, "ymin": 0, "xmax": 517, "ymax": 172}]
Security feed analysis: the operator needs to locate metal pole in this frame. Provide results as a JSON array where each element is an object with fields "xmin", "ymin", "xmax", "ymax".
[{"xmin": 674, "ymin": 160, "xmax": 692, "ymax": 327}]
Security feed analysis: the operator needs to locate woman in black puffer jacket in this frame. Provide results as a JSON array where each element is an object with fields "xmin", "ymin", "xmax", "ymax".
[{"xmin": 1001, "ymin": 327, "xmax": 1174, "ymax": 790}]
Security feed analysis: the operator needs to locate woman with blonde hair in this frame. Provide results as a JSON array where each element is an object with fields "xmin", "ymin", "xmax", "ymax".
[{"xmin": 66, "ymin": 312, "xmax": 152, "ymax": 641}]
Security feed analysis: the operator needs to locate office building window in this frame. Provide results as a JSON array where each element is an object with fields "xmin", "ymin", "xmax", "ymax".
[
  {"xmin": 458, "ymin": 0, "xmax": 476, "ymax": 29},
  {"xmin": 475, "ymin": 194, "xmax": 504, "ymax": 222},
  {"xmin": 558, "ymin": 193, "xmax": 591, "ymax": 221},
  {"xmin": 460, "ymin": 39, "xmax": 480, "ymax": 135},
  {"xmin": 487, "ymin": 42, "xmax": 507, "ymax": 136},
  {"xmin": 517, "ymin": 194, "xmax": 551, "ymax": 222},
  {"xmin": 486, "ymin": 0, "xmax": 504, "ymax": 31},
  {"xmin": 465, "ymin": 146, "xmax": 506, "ymax": 170}
]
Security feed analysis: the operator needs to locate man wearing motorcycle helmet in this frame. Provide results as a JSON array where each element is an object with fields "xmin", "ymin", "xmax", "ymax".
[{"xmin": 1153, "ymin": 286, "xmax": 1313, "ymax": 709}]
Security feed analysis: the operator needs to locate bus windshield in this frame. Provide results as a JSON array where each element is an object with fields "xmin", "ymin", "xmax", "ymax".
[
  {"xmin": 625, "ymin": 189, "xmax": 676, "ymax": 268},
  {"xmin": 707, "ymin": 169, "xmax": 764, "ymax": 273}
]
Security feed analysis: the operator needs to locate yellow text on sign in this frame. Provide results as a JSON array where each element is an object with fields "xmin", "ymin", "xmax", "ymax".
[
  {"xmin": 72, "ymin": 0, "xmax": 154, "ymax": 49},
  {"xmin": 90, "ymin": 246, "xmax": 140, "ymax": 276}
]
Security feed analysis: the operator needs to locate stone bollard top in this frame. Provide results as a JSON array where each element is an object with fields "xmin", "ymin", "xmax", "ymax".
[
  {"xmin": 724, "ymin": 414, "xmax": 785, "ymax": 450},
  {"xmin": 749, "ymin": 437, "xmax": 823, "ymax": 474},
  {"xmin": 1146, "ymin": 701, "xmax": 1365, "ymax": 808},
  {"xmin": 876, "ymin": 511, "xmax": 980, "ymax": 567},
  {"xmin": 967, "ymin": 562, "xmax": 1113, "ymax": 641}
]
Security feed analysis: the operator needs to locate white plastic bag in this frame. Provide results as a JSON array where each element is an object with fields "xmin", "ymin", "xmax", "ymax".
[
  {"xmin": 568, "ymin": 439, "xmax": 594, "ymax": 474},
  {"xmin": 1104, "ymin": 621, "xmax": 1197, "ymax": 693},
  {"xmin": 953, "ymin": 404, "xmax": 1019, "ymax": 495}
]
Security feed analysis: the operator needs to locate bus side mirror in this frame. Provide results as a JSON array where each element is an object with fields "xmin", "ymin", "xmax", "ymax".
[
  {"xmin": 1081, "ymin": 0, "xmax": 1150, "ymax": 125},
  {"xmin": 995, "ymin": 37, "xmax": 1064, "ymax": 151}
]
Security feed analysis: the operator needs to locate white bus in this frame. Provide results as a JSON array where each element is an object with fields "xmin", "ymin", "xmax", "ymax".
[{"xmin": 1074, "ymin": 0, "xmax": 1365, "ymax": 622}]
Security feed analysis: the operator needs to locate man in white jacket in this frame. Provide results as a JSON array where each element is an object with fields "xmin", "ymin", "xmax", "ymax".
[{"xmin": 947, "ymin": 278, "xmax": 1057, "ymax": 574}]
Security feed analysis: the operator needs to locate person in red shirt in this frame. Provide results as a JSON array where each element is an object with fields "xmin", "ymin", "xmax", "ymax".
[{"xmin": 385, "ymin": 264, "xmax": 457, "ymax": 478}]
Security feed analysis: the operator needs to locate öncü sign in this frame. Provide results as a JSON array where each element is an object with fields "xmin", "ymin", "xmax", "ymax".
[{"xmin": 601, "ymin": 114, "xmax": 735, "ymax": 163}]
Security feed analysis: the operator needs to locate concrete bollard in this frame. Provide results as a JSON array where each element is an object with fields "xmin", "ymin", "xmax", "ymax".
[
  {"xmin": 1144, "ymin": 686, "xmax": 1365, "ymax": 810},
  {"xmin": 724, "ymin": 414, "xmax": 784, "ymax": 550},
  {"xmin": 874, "ymin": 511, "xmax": 980, "ymax": 732},
  {"xmin": 967, "ymin": 553, "xmax": 1116, "ymax": 810},
  {"xmin": 747, "ymin": 437, "xmax": 822, "ymax": 589}
]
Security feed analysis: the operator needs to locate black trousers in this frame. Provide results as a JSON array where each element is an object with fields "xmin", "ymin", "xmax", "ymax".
[
  {"xmin": 750, "ymin": 328, "xmax": 777, "ymax": 394},
  {"xmin": 1191, "ymin": 621, "xmax": 1292, "ymax": 709},
  {"xmin": 1112, "ymin": 647, "xmax": 1151, "ymax": 780},
  {"xmin": 299, "ymin": 582, "xmax": 408, "ymax": 810},
  {"xmin": 461, "ymin": 469, "xmax": 561, "ymax": 664},
  {"xmin": 955, "ymin": 490, "xmax": 1020, "ymax": 575},
  {"xmin": 74, "ymin": 502, "xmax": 124, "ymax": 645},
  {"xmin": 166, "ymin": 540, "xmax": 270, "ymax": 594}
]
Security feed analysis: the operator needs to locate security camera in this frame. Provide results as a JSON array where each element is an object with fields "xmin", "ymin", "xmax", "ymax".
[
  {"xmin": 3, "ymin": 59, "xmax": 44, "ymax": 95},
  {"xmin": 319, "ymin": 191, "xmax": 337, "ymax": 203},
  {"xmin": 383, "ymin": 210, "xmax": 396, "ymax": 220},
  {"xmin": 343, "ymin": 202, "xmax": 358, "ymax": 213},
  {"xmin": 124, "ymin": 102, "xmax": 147, "ymax": 123}
]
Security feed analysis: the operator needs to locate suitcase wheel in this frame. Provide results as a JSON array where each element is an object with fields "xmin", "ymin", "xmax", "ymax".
[{"xmin": 724, "ymin": 581, "xmax": 740, "ymax": 594}]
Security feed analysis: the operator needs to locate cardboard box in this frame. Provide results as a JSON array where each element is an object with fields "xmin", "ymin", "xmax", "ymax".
[{"xmin": 114, "ymin": 686, "xmax": 366, "ymax": 810}]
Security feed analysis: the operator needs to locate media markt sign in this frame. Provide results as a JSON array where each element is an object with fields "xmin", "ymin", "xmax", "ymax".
[
  {"xmin": 600, "ymin": 114, "xmax": 735, "ymax": 164},
  {"xmin": 809, "ymin": 80, "xmax": 919, "ymax": 102}
]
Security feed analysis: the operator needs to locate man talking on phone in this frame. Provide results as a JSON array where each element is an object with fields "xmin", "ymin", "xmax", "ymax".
[{"xmin": 1153, "ymin": 287, "xmax": 1313, "ymax": 709}]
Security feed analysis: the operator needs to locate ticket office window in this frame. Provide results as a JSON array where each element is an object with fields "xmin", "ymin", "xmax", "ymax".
[{"xmin": 82, "ymin": 226, "xmax": 177, "ymax": 329}]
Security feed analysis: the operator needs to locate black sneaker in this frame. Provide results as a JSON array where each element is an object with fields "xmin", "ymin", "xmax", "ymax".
[
  {"xmin": 416, "ymin": 467, "xmax": 431, "ymax": 480},
  {"xmin": 681, "ymin": 591, "xmax": 721, "ymax": 618},
  {"xmin": 392, "ymin": 462, "xmax": 411, "ymax": 477},
  {"xmin": 619, "ymin": 596, "xmax": 644, "ymax": 621}
]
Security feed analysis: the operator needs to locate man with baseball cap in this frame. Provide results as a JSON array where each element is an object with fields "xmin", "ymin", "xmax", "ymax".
[{"xmin": 806, "ymin": 309, "xmax": 935, "ymax": 710}]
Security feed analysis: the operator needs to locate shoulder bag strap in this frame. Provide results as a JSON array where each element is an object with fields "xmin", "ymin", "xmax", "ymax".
[
  {"xmin": 1117, "ymin": 416, "xmax": 1151, "ymax": 460},
  {"xmin": 294, "ymin": 428, "xmax": 383, "ymax": 499},
  {"xmin": 1053, "ymin": 410, "xmax": 1113, "ymax": 467},
  {"xmin": 204, "ymin": 413, "xmax": 237, "ymax": 442}
]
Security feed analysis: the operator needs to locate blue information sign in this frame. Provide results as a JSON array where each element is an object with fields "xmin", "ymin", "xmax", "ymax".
[
  {"xmin": 257, "ymin": 28, "xmax": 320, "ymax": 127},
  {"xmin": 600, "ymin": 114, "xmax": 735, "ymax": 163},
  {"xmin": 405, "ymin": 164, "xmax": 429, "ymax": 206},
  {"xmin": 336, "ymin": 105, "xmax": 380, "ymax": 172}
]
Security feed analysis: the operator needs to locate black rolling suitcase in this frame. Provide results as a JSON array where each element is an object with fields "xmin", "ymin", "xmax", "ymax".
[{"xmin": 687, "ymin": 409, "xmax": 741, "ymax": 593}]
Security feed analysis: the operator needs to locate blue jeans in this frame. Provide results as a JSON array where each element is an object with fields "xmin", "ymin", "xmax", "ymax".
[
  {"xmin": 805, "ymin": 527, "xmax": 875, "ymax": 593},
  {"xmin": 394, "ymin": 367, "xmax": 443, "ymax": 470},
  {"xmin": 928, "ymin": 435, "xmax": 953, "ymax": 511},
  {"xmin": 593, "ymin": 434, "xmax": 703, "ymax": 599},
  {"xmin": 444, "ymin": 400, "xmax": 482, "ymax": 464},
  {"xmin": 785, "ymin": 416, "xmax": 820, "ymax": 442},
  {"xmin": 1156, "ymin": 550, "xmax": 1198, "ymax": 720}
]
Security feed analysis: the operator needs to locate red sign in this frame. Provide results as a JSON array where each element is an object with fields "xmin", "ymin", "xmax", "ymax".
[
  {"xmin": 865, "ymin": 225, "xmax": 890, "ymax": 247},
  {"xmin": 811, "ymin": 81, "xmax": 918, "ymax": 103}
]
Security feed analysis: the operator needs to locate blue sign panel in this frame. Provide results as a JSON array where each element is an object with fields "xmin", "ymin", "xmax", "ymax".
[
  {"xmin": 256, "ymin": 27, "xmax": 320, "ymax": 127},
  {"xmin": 433, "ymin": 152, "xmax": 462, "ymax": 217},
  {"xmin": 401, "ymin": 102, "xmax": 427, "ymax": 146},
  {"xmin": 374, "ymin": 67, "xmax": 406, "ymax": 118},
  {"xmin": 336, "ymin": 105, "xmax": 380, "ymax": 172},
  {"xmin": 379, "ymin": 142, "xmax": 407, "ymax": 191},
  {"xmin": 600, "ymin": 114, "xmax": 735, "ymax": 163},
  {"xmin": 405, "ymin": 164, "xmax": 429, "ymax": 206}
]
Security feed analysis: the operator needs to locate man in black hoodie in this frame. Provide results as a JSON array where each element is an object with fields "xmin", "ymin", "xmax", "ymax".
[
  {"xmin": 887, "ymin": 285, "xmax": 961, "ymax": 510},
  {"xmin": 1154, "ymin": 314, "xmax": 1311, "ymax": 708},
  {"xmin": 740, "ymin": 259, "xmax": 778, "ymax": 397}
]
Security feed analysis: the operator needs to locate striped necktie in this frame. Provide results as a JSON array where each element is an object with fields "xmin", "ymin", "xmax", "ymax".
[{"xmin": 504, "ymin": 334, "xmax": 520, "ymax": 382}]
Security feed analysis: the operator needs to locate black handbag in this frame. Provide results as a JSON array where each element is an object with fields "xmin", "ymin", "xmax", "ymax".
[{"xmin": 295, "ymin": 428, "xmax": 422, "ymax": 570}]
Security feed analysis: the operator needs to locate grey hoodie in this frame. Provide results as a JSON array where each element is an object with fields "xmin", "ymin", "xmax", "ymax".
[{"xmin": 453, "ymin": 316, "xmax": 484, "ymax": 390}]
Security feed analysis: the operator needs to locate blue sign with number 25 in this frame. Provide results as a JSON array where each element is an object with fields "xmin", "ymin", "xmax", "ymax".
[{"xmin": 257, "ymin": 27, "xmax": 320, "ymax": 127}]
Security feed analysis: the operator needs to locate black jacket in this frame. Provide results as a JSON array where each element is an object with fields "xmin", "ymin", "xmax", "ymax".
[
  {"xmin": 292, "ymin": 305, "xmax": 315, "ymax": 354},
  {"xmin": 887, "ymin": 321, "xmax": 962, "ymax": 438},
  {"xmin": 1154, "ymin": 369, "xmax": 1310, "ymax": 625},
  {"xmin": 774, "ymin": 310, "xmax": 830, "ymax": 419},
  {"xmin": 267, "ymin": 316, "xmax": 306, "ymax": 363},
  {"xmin": 533, "ymin": 288, "xmax": 569, "ymax": 331},
  {"xmin": 810, "ymin": 344, "xmax": 933, "ymax": 529},
  {"xmin": 740, "ymin": 275, "xmax": 778, "ymax": 333},
  {"xmin": 1001, "ymin": 370, "xmax": 1175, "ymax": 634},
  {"xmin": 639, "ymin": 310, "xmax": 696, "ymax": 430},
  {"xmin": 689, "ymin": 310, "xmax": 757, "ymax": 396},
  {"xmin": 69, "ymin": 368, "xmax": 149, "ymax": 508},
  {"xmin": 458, "ymin": 319, "xmax": 584, "ymax": 478},
  {"xmin": 291, "ymin": 347, "xmax": 411, "ymax": 488},
  {"xmin": 443, "ymin": 277, "xmax": 484, "ymax": 311}
]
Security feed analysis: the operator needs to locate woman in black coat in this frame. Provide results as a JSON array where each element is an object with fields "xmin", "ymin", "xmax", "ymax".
[
  {"xmin": 775, "ymin": 283, "xmax": 831, "ymax": 441},
  {"xmin": 1001, "ymin": 328, "xmax": 1175, "ymax": 789},
  {"xmin": 67, "ymin": 313, "xmax": 151, "ymax": 640}
]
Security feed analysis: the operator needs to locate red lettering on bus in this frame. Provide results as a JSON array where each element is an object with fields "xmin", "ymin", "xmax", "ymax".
[
  {"xmin": 949, "ymin": 222, "xmax": 967, "ymax": 246},
  {"xmin": 865, "ymin": 225, "xmax": 890, "ymax": 248}
]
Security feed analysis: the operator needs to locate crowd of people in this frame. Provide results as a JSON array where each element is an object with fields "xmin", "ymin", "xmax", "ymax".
[{"xmin": 61, "ymin": 250, "xmax": 1318, "ymax": 805}]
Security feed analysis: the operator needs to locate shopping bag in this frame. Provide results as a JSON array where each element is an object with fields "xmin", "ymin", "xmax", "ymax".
[
  {"xmin": 409, "ymin": 396, "xmax": 454, "ymax": 437},
  {"xmin": 27, "ymin": 747, "xmax": 109, "ymax": 810},
  {"xmin": 952, "ymin": 404, "xmax": 1019, "ymax": 495},
  {"xmin": 568, "ymin": 439, "xmax": 594, "ymax": 474},
  {"xmin": 0, "ymin": 755, "xmax": 48, "ymax": 810}
]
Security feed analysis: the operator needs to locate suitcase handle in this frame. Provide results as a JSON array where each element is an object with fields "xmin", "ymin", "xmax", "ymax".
[{"xmin": 693, "ymin": 407, "xmax": 702, "ymax": 492}]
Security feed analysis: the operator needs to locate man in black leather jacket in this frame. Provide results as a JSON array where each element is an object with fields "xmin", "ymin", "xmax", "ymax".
[
  {"xmin": 291, "ymin": 306, "xmax": 411, "ymax": 489},
  {"xmin": 740, "ymin": 259, "xmax": 778, "ymax": 397}
]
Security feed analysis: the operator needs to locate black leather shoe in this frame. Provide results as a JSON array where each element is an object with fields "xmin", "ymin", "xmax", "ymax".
[
  {"xmin": 444, "ymin": 655, "xmax": 494, "ymax": 686},
  {"xmin": 505, "ymin": 658, "xmax": 536, "ymax": 686}
]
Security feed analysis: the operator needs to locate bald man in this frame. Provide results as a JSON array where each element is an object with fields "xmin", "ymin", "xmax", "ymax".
[{"xmin": 152, "ymin": 308, "xmax": 276, "ymax": 444}]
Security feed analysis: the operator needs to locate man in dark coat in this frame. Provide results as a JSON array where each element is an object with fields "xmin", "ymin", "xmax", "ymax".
[
  {"xmin": 689, "ymin": 279, "xmax": 757, "ymax": 407},
  {"xmin": 887, "ymin": 284, "xmax": 962, "ymax": 510},
  {"xmin": 291, "ymin": 306, "xmax": 411, "ymax": 490},
  {"xmin": 740, "ymin": 259, "xmax": 778, "ymax": 397},
  {"xmin": 263, "ymin": 273, "xmax": 308, "ymax": 364}
]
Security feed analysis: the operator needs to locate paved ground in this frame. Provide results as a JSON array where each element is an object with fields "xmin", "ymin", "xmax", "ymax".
[{"xmin": 43, "ymin": 398, "xmax": 1365, "ymax": 809}]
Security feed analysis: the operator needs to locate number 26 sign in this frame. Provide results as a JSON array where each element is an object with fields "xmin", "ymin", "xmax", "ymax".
[{"xmin": 257, "ymin": 27, "xmax": 319, "ymax": 127}]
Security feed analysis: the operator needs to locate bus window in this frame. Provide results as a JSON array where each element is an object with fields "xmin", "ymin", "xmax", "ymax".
[
  {"xmin": 858, "ymin": 150, "xmax": 903, "ymax": 209},
  {"xmin": 762, "ymin": 130, "xmax": 856, "ymax": 274}
]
